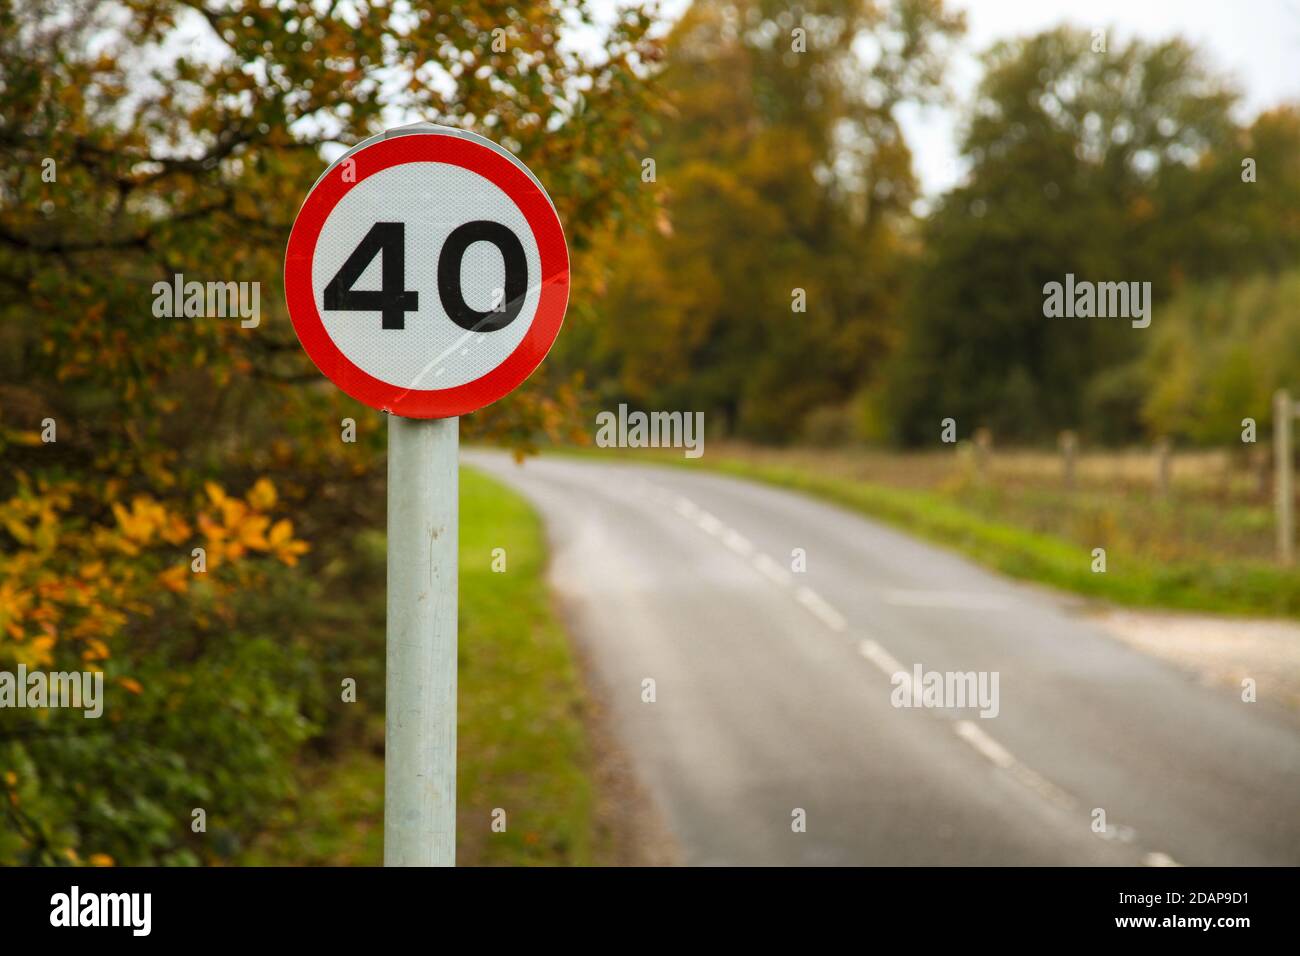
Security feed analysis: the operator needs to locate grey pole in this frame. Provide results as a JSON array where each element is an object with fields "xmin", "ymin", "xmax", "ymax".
[{"xmin": 385, "ymin": 414, "xmax": 458, "ymax": 865}]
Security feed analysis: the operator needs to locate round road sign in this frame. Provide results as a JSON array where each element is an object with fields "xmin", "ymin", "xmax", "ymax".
[{"xmin": 284, "ymin": 125, "xmax": 569, "ymax": 418}]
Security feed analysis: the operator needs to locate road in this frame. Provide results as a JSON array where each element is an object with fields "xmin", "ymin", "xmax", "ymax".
[{"xmin": 466, "ymin": 451, "xmax": 1300, "ymax": 866}]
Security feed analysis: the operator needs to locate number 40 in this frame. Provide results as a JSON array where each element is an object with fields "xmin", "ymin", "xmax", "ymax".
[{"xmin": 323, "ymin": 220, "xmax": 528, "ymax": 332}]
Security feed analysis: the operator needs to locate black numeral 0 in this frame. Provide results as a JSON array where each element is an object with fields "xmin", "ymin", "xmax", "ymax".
[{"xmin": 437, "ymin": 220, "xmax": 528, "ymax": 332}]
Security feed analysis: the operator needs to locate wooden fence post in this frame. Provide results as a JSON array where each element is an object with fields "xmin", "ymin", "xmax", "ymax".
[
  {"xmin": 1059, "ymin": 430, "xmax": 1077, "ymax": 491},
  {"xmin": 974, "ymin": 427, "xmax": 992, "ymax": 483},
  {"xmin": 1276, "ymin": 389, "xmax": 1294, "ymax": 565},
  {"xmin": 1155, "ymin": 437, "xmax": 1171, "ymax": 498}
]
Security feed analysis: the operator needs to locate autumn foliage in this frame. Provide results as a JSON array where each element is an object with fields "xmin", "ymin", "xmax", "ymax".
[{"xmin": 0, "ymin": 0, "xmax": 661, "ymax": 864}]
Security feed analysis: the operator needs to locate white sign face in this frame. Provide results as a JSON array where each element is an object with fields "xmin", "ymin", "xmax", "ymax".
[{"xmin": 285, "ymin": 126, "xmax": 569, "ymax": 418}]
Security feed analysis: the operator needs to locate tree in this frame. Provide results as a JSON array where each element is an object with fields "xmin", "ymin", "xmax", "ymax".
[
  {"xmin": 0, "ymin": 0, "xmax": 663, "ymax": 864},
  {"xmin": 1141, "ymin": 268, "xmax": 1300, "ymax": 444},
  {"xmin": 883, "ymin": 27, "xmax": 1254, "ymax": 445},
  {"xmin": 567, "ymin": 0, "xmax": 964, "ymax": 441}
]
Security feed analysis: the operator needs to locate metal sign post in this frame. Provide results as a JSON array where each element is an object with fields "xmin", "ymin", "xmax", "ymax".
[
  {"xmin": 283, "ymin": 123, "xmax": 570, "ymax": 866},
  {"xmin": 384, "ymin": 415, "xmax": 459, "ymax": 865}
]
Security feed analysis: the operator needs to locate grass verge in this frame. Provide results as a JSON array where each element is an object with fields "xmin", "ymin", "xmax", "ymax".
[{"xmin": 247, "ymin": 465, "xmax": 604, "ymax": 865}]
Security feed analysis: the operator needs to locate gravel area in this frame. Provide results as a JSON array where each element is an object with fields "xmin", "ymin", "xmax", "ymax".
[{"xmin": 1091, "ymin": 609, "xmax": 1300, "ymax": 715}]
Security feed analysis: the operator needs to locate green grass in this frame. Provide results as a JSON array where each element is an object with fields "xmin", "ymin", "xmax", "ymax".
[
  {"xmin": 247, "ymin": 466, "xmax": 604, "ymax": 865},
  {"xmin": 553, "ymin": 444, "xmax": 1300, "ymax": 618},
  {"xmin": 455, "ymin": 464, "xmax": 601, "ymax": 865}
]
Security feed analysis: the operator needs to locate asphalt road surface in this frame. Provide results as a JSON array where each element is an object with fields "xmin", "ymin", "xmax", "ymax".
[{"xmin": 466, "ymin": 451, "xmax": 1300, "ymax": 866}]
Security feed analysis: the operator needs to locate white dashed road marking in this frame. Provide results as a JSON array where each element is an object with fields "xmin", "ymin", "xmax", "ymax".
[
  {"xmin": 751, "ymin": 552, "xmax": 793, "ymax": 588},
  {"xmin": 696, "ymin": 511, "xmax": 725, "ymax": 536},
  {"xmin": 954, "ymin": 719, "xmax": 1017, "ymax": 769},
  {"xmin": 795, "ymin": 586, "xmax": 847, "ymax": 632},
  {"xmin": 659, "ymin": 483, "xmax": 1182, "ymax": 868},
  {"xmin": 722, "ymin": 528, "xmax": 755, "ymax": 557},
  {"xmin": 858, "ymin": 639, "xmax": 905, "ymax": 677}
]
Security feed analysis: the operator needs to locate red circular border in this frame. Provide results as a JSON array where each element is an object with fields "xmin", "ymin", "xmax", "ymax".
[{"xmin": 284, "ymin": 133, "xmax": 569, "ymax": 418}]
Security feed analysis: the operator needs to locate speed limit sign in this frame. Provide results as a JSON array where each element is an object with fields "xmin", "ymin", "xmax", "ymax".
[
  {"xmin": 283, "ymin": 124, "xmax": 570, "ymax": 868},
  {"xmin": 285, "ymin": 123, "xmax": 569, "ymax": 418}
]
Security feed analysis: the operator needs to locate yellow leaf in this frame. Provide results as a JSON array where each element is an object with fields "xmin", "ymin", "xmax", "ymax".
[
  {"xmin": 247, "ymin": 477, "xmax": 277, "ymax": 511},
  {"xmin": 197, "ymin": 513, "xmax": 225, "ymax": 542},
  {"xmin": 219, "ymin": 496, "xmax": 248, "ymax": 529},
  {"xmin": 274, "ymin": 535, "xmax": 310, "ymax": 566},
  {"xmin": 118, "ymin": 677, "xmax": 143, "ymax": 695},
  {"xmin": 158, "ymin": 564, "xmax": 189, "ymax": 594},
  {"xmin": 237, "ymin": 514, "xmax": 271, "ymax": 550},
  {"xmin": 2, "ymin": 517, "xmax": 32, "ymax": 545},
  {"xmin": 162, "ymin": 516, "xmax": 191, "ymax": 545},
  {"xmin": 204, "ymin": 482, "xmax": 227, "ymax": 507},
  {"xmin": 268, "ymin": 518, "xmax": 294, "ymax": 546},
  {"xmin": 29, "ymin": 635, "xmax": 55, "ymax": 667}
]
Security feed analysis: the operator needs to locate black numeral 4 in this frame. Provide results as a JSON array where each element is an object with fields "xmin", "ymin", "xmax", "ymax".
[{"xmin": 322, "ymin": 222, "xmax": 419, "ymax": 330}]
